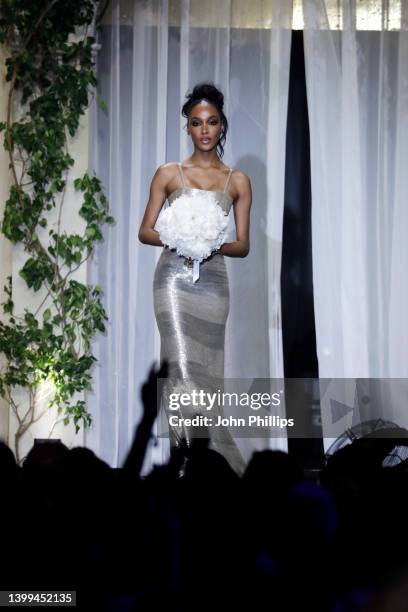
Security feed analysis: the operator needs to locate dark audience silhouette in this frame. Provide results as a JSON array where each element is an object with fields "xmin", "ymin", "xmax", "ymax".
[{"xmin": 0, "ymin": 361, "xmax": 407, "ymax": 611}]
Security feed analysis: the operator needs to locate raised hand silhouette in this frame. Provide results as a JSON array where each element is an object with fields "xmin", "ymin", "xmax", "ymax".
[{"xmin": 122, "ymin": 360, "xmax": 168, "ymax": 475}]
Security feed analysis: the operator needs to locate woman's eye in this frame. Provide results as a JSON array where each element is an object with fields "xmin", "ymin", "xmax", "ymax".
[{"xmin": 191, "ymin": 121, "xmax": 218, "ymax": 127}]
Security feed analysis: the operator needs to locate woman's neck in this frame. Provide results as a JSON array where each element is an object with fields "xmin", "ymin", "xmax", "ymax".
[{"xmin": 187, "ymin": 151, "xmax": 222, "ymax": 168}]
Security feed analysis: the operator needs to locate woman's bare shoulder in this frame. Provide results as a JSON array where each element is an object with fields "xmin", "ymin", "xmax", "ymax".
[
  {"xmin": 230, "ymin": 168, "xmax": 251, "ymax": 191},
  {"xmin": 149, "ymin": 162, "xmax": 180, "ymax": 188},
  {"xmin": 157, "ymin": 161, "xmax": 180, "ymax": 174},
  {"xmin": 231, "ymin": 167, "xmax": 249, "ymax": 178}
]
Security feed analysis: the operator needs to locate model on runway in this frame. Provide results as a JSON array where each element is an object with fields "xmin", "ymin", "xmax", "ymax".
[{"xmin": 138, "ymin": 82, "xmax": 252, "ymax": 475}]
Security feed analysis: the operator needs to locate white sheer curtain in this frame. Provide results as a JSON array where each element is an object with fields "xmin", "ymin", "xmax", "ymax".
[
  {"xmin": 303, "ymin": 0, "xmax": 408, "ymax": 442},
  {"xmin": 86, "ymin": 0, "xmax": 293, "ymax": 470}
]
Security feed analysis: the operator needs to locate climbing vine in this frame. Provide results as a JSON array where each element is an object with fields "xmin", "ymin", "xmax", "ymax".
[{"xmin": 0, "ymin": 0, "xmax": 113, "ymax": 462}]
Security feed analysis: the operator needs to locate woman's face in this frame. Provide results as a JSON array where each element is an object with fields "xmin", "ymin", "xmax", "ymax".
[{"xmin": 187, "ymin": 100, "xmax": 223, "ymax": 151}]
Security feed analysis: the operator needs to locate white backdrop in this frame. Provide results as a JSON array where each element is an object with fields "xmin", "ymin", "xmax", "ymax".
[
  {"xmin": 85, "ymin": 0, "xmax": 293, "ymax": 470},
  {"xmin": 303, "ymin": 0, "xmax": 408, "ymax": 444}
]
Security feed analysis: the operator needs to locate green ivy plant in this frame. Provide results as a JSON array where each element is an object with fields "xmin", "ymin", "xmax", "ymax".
[{"xmin": 0, "ymin": 0, "xmax": 113, "ymax": 463}]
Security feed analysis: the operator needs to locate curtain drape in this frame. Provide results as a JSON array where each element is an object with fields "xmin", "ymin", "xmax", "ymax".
[
  {"xmin": 303, "ymin": 0, "xmax": 408, "ymax": 445},
  {"xmin": 86, "ymin": 0, "xmax": 293, "ymax": 470}
]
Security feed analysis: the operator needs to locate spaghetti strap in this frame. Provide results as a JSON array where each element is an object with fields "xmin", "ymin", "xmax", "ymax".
[
  {"xmin": 177, "ymin": 162, "xmax": 186, "ymax": 187},
  {"xmin": 223, "ymin": 167, "xmax": 233, "ymax": 193}
]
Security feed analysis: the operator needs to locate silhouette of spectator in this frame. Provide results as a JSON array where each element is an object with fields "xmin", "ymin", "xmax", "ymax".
[{"xmin": 1, "ymin": 366, "xmax": 407, "ymax": 612}]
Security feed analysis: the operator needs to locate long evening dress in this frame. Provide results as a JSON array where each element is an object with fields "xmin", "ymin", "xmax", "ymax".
[{"xmin": 153, "ymin": 162, "xmax": 246, "ymax": 475}]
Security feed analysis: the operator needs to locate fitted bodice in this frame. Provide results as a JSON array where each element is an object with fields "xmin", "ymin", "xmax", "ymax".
[{"xmin": 167, "ymin": 186, "xmax": 234, "ymax": 215}]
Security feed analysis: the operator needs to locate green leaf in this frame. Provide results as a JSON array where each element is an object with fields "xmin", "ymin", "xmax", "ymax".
[{"xmin": 97, "ymin": 96, "xmax": 107, "ymax": 112}]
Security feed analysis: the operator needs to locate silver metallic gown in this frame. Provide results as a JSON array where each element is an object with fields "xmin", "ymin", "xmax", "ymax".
[{"xmin": 153, "ymin": 163, "xmax": 246, "ymax": 475}]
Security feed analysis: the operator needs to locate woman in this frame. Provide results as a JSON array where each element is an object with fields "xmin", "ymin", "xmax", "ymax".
[{"xmin": 138, "ymin": 82, "xmax": 252, "ymax": 475}]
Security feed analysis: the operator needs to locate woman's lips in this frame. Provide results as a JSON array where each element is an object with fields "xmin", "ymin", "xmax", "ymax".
[{"xmin": 200, "ymin": 138, "xmax": 211, "ymax": 143}]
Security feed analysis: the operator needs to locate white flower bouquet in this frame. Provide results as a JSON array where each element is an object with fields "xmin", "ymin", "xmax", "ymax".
[{"xmin": 155, "ymin": 192, "xmax": 229, "ymax": 263}]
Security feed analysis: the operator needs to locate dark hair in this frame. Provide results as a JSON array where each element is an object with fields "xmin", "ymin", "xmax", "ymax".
[{"xmin": 181, "ymin": 82, "xmax": 228, "ymax": 158}]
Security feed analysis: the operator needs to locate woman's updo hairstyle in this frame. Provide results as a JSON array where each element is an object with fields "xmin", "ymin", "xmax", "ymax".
[{"xmin": 181, "ymin": 82, "xmax": 228, "ymax": 159}]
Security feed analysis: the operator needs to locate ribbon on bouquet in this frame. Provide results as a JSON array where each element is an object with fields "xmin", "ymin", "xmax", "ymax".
[
  {"xmin": 193, "ymin": 260, "xmax": 200, "ymax": 283},
  {"xmin": 184, "ymin": 257, "xmax": 200, "ymax": 282},
  {"xmin": 184, "ymin": 249, "xmax": 223, "ymax": 282}
]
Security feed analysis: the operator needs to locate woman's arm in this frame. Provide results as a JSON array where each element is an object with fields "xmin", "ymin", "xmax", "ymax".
[
  {"xmin": 138, "ymin": 164, "xmax": 173, "ymax": 246},
  {"xmin": 218, "ymin": 170, "xmax": 252, "ymax": 258}
]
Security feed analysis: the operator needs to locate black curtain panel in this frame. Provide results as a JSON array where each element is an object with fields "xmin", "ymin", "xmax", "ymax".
[{"xmin": 281, "ymin": 31, "xmax": 324, "ymax": 469}]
